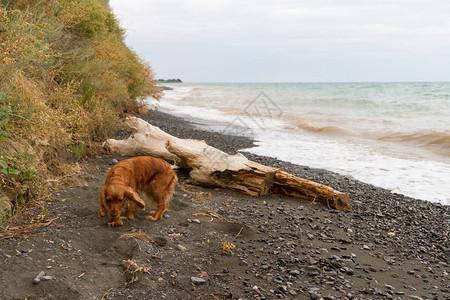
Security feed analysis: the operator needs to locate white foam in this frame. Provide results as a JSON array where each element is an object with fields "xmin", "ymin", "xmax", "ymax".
[{"xmin": 245, "ymin": 130, "xmax": 450, "ymax": 204}]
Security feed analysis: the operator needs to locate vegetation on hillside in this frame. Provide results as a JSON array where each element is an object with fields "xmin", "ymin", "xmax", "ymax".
[{"xmin": 0, "ymin": 0, "xmax": 161, "ymax": 223}]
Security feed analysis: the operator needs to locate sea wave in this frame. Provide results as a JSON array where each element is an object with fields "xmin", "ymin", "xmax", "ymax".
[
  {"xmin": 378, "ymin": 130, "xmax": 450, "ymax": 156},
  {"xmin": 291, "ymin": 121, "xmax": 347, "ymax": 135}
]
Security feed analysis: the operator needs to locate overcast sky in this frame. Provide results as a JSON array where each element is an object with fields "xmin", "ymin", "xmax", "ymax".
[{"xmin": 109, "ymin": 0, "xmax": 450, "ymax": 82}]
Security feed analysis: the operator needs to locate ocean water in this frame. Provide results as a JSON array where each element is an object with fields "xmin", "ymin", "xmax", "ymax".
[{"xmin": 145, "ymin": 82, "xmax": 450, "ymax": 205}]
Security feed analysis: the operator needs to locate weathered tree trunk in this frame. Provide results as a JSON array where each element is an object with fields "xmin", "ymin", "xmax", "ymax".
[
  {"xmin": 273, "ymin": 170, "xmax": 351, "ymax": 210},
  {"xmin": 103, "ymin": 116, "xmax": 197, "ymax": 168},
  {"xmin": 104, "ymin": 117, "xmax": 351, "ymax": 210}
]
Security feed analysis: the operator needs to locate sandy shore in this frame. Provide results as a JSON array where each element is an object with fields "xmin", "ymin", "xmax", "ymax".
[{"xmin": 0, "ymin": 109, "xmax": 448, "ymax": 299}]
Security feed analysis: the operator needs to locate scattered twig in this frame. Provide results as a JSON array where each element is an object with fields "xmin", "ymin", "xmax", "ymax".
[
  {"xmin": 193, "ymin": 210, "xmax": 224, "ymax": 221},
  {"xmin": 101, "ymin": 287, "xmax": 113, "ymax": 300},
  {"xmin": 45, "ymin": 173, "xmax": 77, "ymax": 182},
  {"xmin": 205, "ymin": 292, "xmax": 234, "ymax": 300},
  {"xmin": 60, "ymin": 240, "xmax": 70, "ymax": 251},
  {"xmin": 193, "ymin": 210, "xmax": 253, "ymax": 235},
  {"xmin": 0, "ymin": 217, "xmax": 59, "ymax": 241},
  {"xmin": 234, "ymin": 226, "xmax": 246, "ymax": 238},
  {"xmin": 221, "ymin": 241, "xmax": 236, "ymax": 252},
  {"xmin": 179, "ymin": 183, "xmax": 211, "ymax": 201},
  {"xmin": 122, "ymin": 259, "xmax": 150, "ymax": 286}
]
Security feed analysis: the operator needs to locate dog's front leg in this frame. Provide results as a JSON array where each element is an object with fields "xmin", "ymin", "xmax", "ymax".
[
  {"xmin": 122, "ymin": 202, "xmax": 140, "ymax": 220},
  {"xmin": 108, "ymin": 217, "xmax": 123, "ymax": 227}
]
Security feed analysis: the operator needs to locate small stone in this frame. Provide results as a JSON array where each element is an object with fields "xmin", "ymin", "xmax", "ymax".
[
  {"xmin": 40, "ymin": 275, "xmax": 54, "ymax": 281},
  {"xmin": 32, "ymin": 271, "xmax": 45, "ymax": 284},
  {"xmin": 387, "ymin": 232, "xmax": 395, "ymax": 237},
  {"xmin": 342, "ymin": 267, "xmax": 355, "ymax": 275},
  {"xmin": 111, "ymin": 158, "xmax": 119, "ymax": 164},
  {"xmin": 273, "ymin": 278, "xmax": 283, "ymax": 284},
  {"xmin": 362, "ymin": 244, "xmax": 371, "ymax": 250},
  {"xmin": 191, "ymin": 277, "xmax": 206, "ymax": 285},
  {"xmin": 289, "ymin": 270, "xmax": 301, "ymax": 276},
  {"xmin": 309, "ymin": 290, "xmax": 321, "ymax": 300},
  {"xmin": 176, "ymin": 244, "xmax": 187, "ymax": 251}
]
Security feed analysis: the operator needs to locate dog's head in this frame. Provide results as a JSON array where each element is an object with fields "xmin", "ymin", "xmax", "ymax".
[{"xmin": 101, "ymin": 184, "xmax": 146, "ymax": 219}]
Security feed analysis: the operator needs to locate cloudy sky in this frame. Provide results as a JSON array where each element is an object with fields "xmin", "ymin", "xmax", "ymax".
[{"xmin": 109, "ymin": 0, "xmax": 450, "ymax": 82}]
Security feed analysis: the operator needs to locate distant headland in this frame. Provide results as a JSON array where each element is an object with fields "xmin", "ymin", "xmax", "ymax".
[{"xmin": 158, "ymin": 79, "xmax": 183, "ymax": 83}]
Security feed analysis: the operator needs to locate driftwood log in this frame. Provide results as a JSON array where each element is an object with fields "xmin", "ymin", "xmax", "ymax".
[{"xmin": 104, "ymin": 117, "xmax": 351, "ymax": 210}]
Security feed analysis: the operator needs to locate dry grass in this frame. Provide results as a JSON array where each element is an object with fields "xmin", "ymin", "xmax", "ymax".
[
  {"xmin": 0, "ymin": 1, "xmax": 161, "ymax": 225},
  {"xmin": 122, "ymin": 258, "xmax": 150, "ymax": 286},
  {"xmin": 0, "ymin": 217, "xmax": 59, "ymax": 241},
  {"xmin": 221, "ymin": 241, "xmax": 236, "ymax": 253}
]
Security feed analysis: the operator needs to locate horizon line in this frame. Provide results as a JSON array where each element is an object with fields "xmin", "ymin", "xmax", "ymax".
[{"xmin": 161, "ymin": 80, "xmax": 450, "ymax": 84}]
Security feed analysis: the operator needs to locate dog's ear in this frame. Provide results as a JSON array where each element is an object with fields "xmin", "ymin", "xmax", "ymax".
[
  {"xmin": 124, "ymin": 187, "xmax": 146, "ymax": 209},
  {"xmin": 100, "ymin": 186, "xmax": 107, "ymax": 206},
  {"xmin": 98, "ymin": 186, "xmax": 108, "ymax": 217}
]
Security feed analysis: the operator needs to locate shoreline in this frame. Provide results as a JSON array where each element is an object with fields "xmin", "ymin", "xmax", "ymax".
[{"xmin": 140, "ymin": 109, "xmax": 447, "ymax": 208}]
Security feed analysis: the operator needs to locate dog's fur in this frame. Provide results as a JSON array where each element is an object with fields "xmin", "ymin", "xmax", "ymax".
[{"xmin": 98, "ymin": 156, "xmax": 177, "ymax": 227}]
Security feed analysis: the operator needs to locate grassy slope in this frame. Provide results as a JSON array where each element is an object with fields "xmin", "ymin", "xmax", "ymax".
[{"xmin": 0, "ymin": 0, "xmax": 161, "ymax": 222}]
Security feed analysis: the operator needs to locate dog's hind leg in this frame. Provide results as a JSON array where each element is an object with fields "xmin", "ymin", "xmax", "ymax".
[
  {"xmin": 145, "ymin": 173, "xmax": 177, "ymax": 221},
  {"xmin": 145, "ymin": 191, "xmax": 166, "ymax": 221}
]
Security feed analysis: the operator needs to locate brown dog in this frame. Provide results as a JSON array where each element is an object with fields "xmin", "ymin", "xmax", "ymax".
[{"xmin": 98, "ymin": 156, "xmax": 177, "ymax": 227}]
